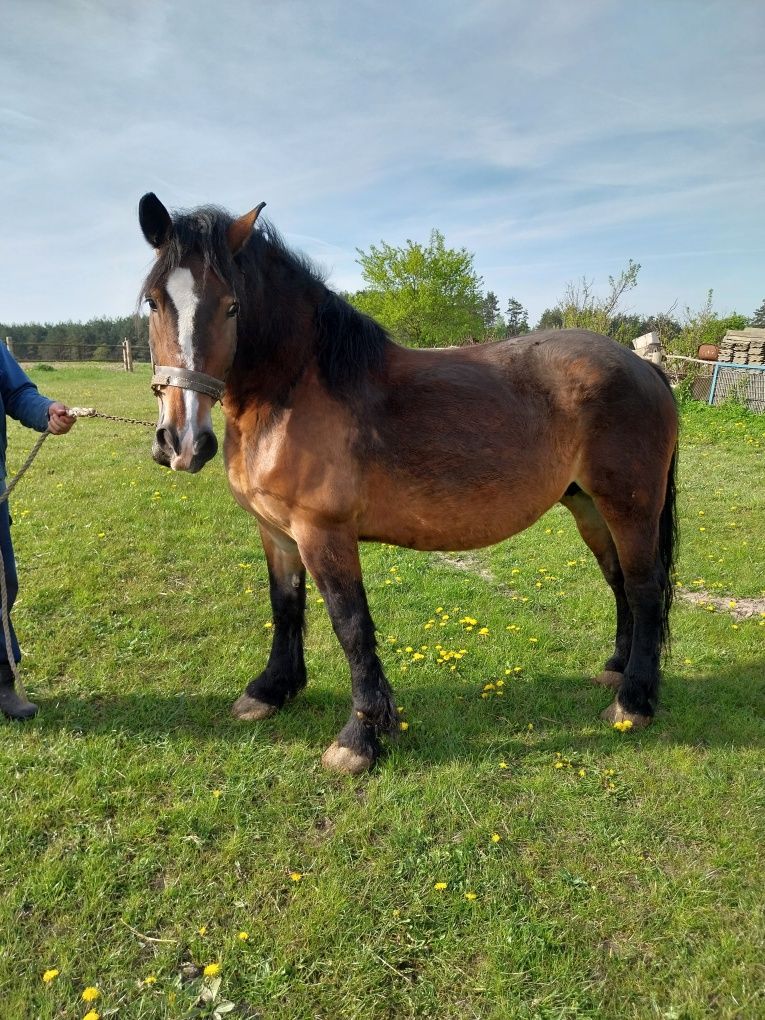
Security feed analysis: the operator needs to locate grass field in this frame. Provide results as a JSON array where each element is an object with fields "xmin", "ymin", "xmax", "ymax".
[{"xmin": 1, "ymin": 363, "xmax": 763, "ymax": 1020}]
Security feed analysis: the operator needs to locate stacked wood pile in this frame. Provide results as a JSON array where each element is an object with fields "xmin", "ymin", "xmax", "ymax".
[{"xmin": 718, "ymin": 328, "xmax": 765, "ymax": 365}]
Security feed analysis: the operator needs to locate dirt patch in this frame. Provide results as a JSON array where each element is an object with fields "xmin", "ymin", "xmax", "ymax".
[
  {"xmin": 678, "ymin": 589, "xmax": 765, "ymax": 620},
  {"xmin": 436, "ymin": 552, "xmax": 764, "ymax": 621},
  {"xmin": 434, "ymin": 552, "xmax": 516, "ymax": 596}
]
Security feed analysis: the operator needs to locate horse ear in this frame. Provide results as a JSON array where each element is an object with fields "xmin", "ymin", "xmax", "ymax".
[
  {"xmin": 227, "ymin": 202, "xmax": 266, "ymax": 255},
  {"xmin": 139, "ymin": 193, "xmax": 173, "ymax": 249}
]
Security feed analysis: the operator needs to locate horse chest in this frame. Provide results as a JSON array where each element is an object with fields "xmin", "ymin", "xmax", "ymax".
[{"xmin": 224, "ymin": 425, "xmax": 356, "ymax": 537}]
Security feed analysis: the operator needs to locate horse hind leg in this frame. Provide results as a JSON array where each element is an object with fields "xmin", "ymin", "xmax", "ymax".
[
  {"xmin": 588, "ymin": 493, "xmax": 672, "ymax": 728},
  {"xmin": 560, "ymin": 484, "xmax": 632, "ymax": 691},
  {"xmin": 232, "ymin": 525, "xmax": 307, "ymax": 721}
]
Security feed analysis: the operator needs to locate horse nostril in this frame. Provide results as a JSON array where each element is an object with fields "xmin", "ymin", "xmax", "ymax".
[
  {"xmin": 193, "ymin": 430, "xmax": 218, "ymax": 462},
  {"xmin": 156, "ymin": 426, "xmax": 180, "ymax": 456}
]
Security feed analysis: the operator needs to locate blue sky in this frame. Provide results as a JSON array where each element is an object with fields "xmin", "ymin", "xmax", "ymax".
[{"xmin": 1, "ymin": 0, "xmax": 763, "ymax": 327}]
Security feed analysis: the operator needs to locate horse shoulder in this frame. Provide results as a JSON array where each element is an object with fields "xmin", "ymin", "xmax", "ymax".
[{"xmin": 223, "ymin": 381, "xmax": 364, "ymax": 535}]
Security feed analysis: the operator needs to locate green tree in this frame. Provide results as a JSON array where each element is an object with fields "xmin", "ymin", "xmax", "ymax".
[
  {"xmin": 350, "ymin": 230, "xmax": 484, "ymax": 347},
  {"xmin": 556, "ymin": 260, "xmax": 641, "ymax": 342},
  {"xmin": 750, "ymin": 298, "xmax": 765, "ymax": 328},
  {"xmin": 505, "ymin": 298, "xmax": 529, "ymax": 336},
  {"xmin": 481, "ymin": 291, "xmax": 502, "ymax": 332},
  {"xmin": 536, "ymin": 308, "xmax": 563, "ymax": 330},
  {"xmin": 673, "ymin": 290, "xmax": 748, "ymax": 358}
]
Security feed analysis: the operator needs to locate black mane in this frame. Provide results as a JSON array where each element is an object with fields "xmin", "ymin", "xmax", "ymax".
[{"xmin": 141, "ymin": 205, "xmax": 389, "ymax": 395}]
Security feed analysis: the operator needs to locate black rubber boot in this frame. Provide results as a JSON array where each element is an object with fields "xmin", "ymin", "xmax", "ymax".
[{"xmin": 0, "ymin": 665, "xmax": 38, "ymax": 721}]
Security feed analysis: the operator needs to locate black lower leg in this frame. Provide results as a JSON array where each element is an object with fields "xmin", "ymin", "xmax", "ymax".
[
  {"xmin": 619, "ymin": 574, "xmax": 663, "ymax": 716},
  {"xmin": 604, "ymin": 570, "xmax": 633, "ymax": 673},
  {"xmin": 247, "ymin": 561, "xmax": 307, "ymax": 708},
  {"xmin": 322, "ymin": 577, "xmax": 398, "ymax": 759}
]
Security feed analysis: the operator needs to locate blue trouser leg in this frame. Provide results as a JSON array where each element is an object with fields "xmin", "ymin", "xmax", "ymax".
[{"xmin": 0, "ymin": 501, "xmax": 21, "ymax": 666}]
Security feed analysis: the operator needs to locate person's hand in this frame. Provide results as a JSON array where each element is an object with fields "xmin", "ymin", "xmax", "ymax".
[{"xmin": 48, "ymin": 402, "xmax": 77, "ymax": 435}]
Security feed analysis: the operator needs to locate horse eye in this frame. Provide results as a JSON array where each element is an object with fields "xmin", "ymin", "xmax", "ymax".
[
  {"xmin": 226, "ymin": 302, "xmax": 239, "ymax": 318},
  {"xmin": 146, "ymin": 297, "xmax": 158, "ymax": 311}
]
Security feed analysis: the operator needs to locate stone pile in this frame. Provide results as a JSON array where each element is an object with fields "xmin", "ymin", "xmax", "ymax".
[{"xmin": 718, "ymin": 329, "xmax": 765, "ymax": 366}]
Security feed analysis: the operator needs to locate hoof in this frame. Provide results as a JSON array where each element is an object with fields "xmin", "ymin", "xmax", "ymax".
[
  {"xmin": 600, "ymin": 700, "xmax": 652, "ymax": 729},
  {"xmin": 231, "ymin": 693, "xmax": 278, "ymax": 721},
  {"xmin": 321, "ymin": 741, "xmax": 374, "ymax": 775},
  {"xmin": 592, "ymin": 670, "xmax": 623, "ymax": 690}
]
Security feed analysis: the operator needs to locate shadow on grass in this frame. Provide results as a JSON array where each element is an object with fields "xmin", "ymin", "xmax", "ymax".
[{"xmin": 27, "ymin": 657, "xmax": 765, "ymax": 763}]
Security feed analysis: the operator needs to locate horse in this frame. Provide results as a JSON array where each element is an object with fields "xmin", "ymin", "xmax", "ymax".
[{"xmin": 138, "ymin": 193, "xmax": 679, "ymax": 775}]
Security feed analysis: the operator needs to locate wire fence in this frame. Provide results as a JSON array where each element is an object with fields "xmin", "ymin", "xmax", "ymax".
[{"xmin": 664, "ymin": 355, "xmax": 765, "ymax": 413}]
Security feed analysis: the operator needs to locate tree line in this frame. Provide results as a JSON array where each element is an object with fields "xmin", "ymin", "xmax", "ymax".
[
  {"xmin": 0, "ymin": 315, "xmax": 150, "ymax": 363},
  {"xmin": 3, "ymin": 231, "xmax": 763, "ymax": 363}
]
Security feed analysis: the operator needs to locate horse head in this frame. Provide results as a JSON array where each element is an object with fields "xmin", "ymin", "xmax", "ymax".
[{"xmin": 138, "ymin": 192, "xmax": 265, "ymax": 472}]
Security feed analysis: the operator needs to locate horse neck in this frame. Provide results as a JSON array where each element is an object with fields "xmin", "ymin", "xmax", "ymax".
[{"xmin": 226, "ymin": 264, "xmax": 320, "ymax": 414}]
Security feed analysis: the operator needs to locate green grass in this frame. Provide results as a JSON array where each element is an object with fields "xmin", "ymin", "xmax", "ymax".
[{"xmin": 1, "ymin": 365, "xmax": 763, "ymax": 1020}]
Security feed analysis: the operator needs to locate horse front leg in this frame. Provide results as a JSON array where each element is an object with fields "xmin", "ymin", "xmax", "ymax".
[
  {"xmin": 297, "ymin": 528, "xmax": 399, "ymax": 774},
  {"xmin": 232, "ymin": 524, "xmax": 307, "ymax": 721}
]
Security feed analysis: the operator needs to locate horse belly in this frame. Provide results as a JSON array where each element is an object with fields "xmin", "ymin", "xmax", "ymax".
[{"xmin": 360, "ymin": 465, "xmax": 570, "ymax": 551}]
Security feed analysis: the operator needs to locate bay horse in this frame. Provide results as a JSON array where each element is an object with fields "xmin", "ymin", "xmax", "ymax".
[{"xmin": 138, "ymin": 193, "xmax": 679, "ymax": 774}]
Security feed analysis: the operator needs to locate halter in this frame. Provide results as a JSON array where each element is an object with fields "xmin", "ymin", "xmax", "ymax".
[{"xmin": 151, "ymin": 365, "xmax": 226, "ymax": 402}]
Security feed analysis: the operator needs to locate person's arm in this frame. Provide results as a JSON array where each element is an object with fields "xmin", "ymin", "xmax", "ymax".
[{"xmin": 0, "ymin": 348, "xmax": 74, "ymax": 433}]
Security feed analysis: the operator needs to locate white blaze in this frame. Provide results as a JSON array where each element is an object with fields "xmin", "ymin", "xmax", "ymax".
[{"xmin": 166, "ymin": 267, "xmax": 198, "ymax": 369}]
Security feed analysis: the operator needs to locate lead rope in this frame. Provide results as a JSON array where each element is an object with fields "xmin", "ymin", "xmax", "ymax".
[{"xmin": 0, "ymin": 407, "xmax": 155, "ymax": 703}]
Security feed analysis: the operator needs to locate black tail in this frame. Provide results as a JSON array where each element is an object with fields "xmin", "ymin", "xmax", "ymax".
[{"xmin": 658, "ymin": 445, "xmax": 678, "ymax": 654}]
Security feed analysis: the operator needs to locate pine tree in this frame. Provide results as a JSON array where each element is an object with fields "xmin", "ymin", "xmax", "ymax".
[
  {"xmin": 506, "ymin": 298, "xmax": 529, "ymax": 336},
  {"xmin": 751, "ymin": 299, "xmax": 765, "ymax": 328},
  {"xmin": 481, "ymin": 291, "xmax": 501, "ymax": 330}
]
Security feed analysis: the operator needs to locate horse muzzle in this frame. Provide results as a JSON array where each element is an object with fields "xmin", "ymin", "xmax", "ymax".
[{"xmin": 154, "ymin": 425, "xmax": 218, "ymax": 473}]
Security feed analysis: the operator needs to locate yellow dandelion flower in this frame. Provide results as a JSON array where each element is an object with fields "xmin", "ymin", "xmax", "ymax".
[
  {"xmin": 491, "ymin": 833, "xmax": 501, "ymax": 843},
  {"xmin": 527, "ymin": 722, "xmax": 533, "ymax": 730},
  {"xmin": 411, "ymin": 652, "xmax": 425, "ymax": 661},
  {"xmin": 399, "ymin": 721, "xmax": 409, "ymax": 731},
  {"xmin": 42, "ymin": 968, "xmax": 59, "ymax": 984},
  {"xmin": 578, "ymin": 769, "xmax": 586, "ymax": 777},
  {"xmin": 82, "ymin": 987, "xmax": 100, "ymax": 1002},
  {"xmin": 529, "ymin": 637, "xmax": 538, "ymax": 643},
  {"xmin": 433, "ymin": 881, "xmax": 448, "ymax": 891},
  {"xmin": 554, "ymin": 761, "xmax": 564, "ymax": 769},
  {"xmin": 83, "ymin": 1011, "xmax": 100, "ymax": 1020},
  {"xmin": 263, "ymin": 621, "xmax": 273, "ymax": 628},
  {"xmin": 499, "ymin": 761, "xmax": 509, "ymax": 769},
  {"xmin": 203, "ymin": 962, "xmax": 221, "ymax": 977},
  {"xmin": 290, "ymin": 872, "xmax": 303, "ymax": 882},
  {"xmin": 144, "ymin": 975, "xmax": 157, "ymax": 984},
  {"xmin": 464, "ymin": 891, "xmax": 478, "ymax": 900},
  {"xmin": 238, "ymin": 931, "xmax": 249, "ymax": 941},
  {"xmin": 435, "ymin": 607, "xmax": 443, "ymax": 613},
  {"xmin": 478, "ymin": 626, "xmax": 489, "ymax": 635},
  {"xmin": 212, "ymin": 790, "xmax": 222, "ymax": 799},
  {"xmin": 613, "ymin": 720, "xmax": 634, "ymax": 732},
  {"xmin": 197, "ymin": 925, "xmax": 207, "ymax": 935},
  {"xmin": 483, "ymin": 683, "xmax": 495, "ymax": 691}
]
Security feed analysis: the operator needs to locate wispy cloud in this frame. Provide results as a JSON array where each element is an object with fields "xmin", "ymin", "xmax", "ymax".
[{"xmin": 1, "ymin": 0, "xmax": 763, "ymax": 323}]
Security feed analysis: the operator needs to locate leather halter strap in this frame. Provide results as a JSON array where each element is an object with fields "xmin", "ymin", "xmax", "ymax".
[{"xmin": 151, "ymin": 365, "xmax": 226, "ymax": 402}]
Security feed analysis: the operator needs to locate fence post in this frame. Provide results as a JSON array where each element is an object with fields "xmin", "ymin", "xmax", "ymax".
[
  {"xmin": 121, "ymin": 339, "xmax": 129, "ymax": 372},
  {"xmin": 5, "ymin": 336, "xmax": 13, "ymax": 356},
  {"xmin": 125, "ymin": 337, "xmax": 134, "ymax": 372}
]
